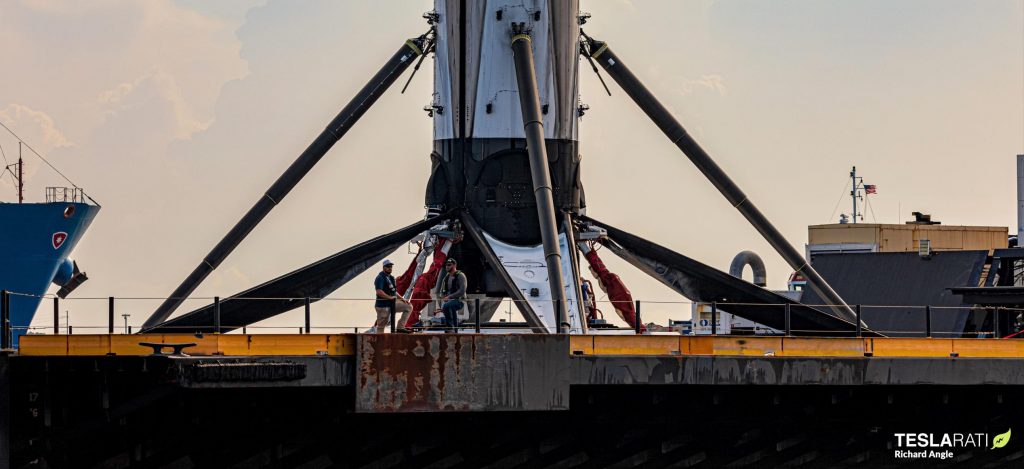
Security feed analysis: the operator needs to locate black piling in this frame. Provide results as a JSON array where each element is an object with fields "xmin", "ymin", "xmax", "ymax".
[
  {"xmin": 108, "ymin": 297, "xmax": 114, "ymax": 334},
  {"xmin": 784, "ymin": 303, "xmax": 792, "ymax": 336},
  {"xmin": 1, "ymin": 291, "xmax": 9, "ymax": 349},
  {"xmin": 304, "ymin": 297, "xmax": 311, "ymax": 334},
  {"xmin": 855, "ymin": 305, "xmax": 862, "ymax": 337},
  {"xmin": 925, "ymin": 305, "xmax": 932, "ymax": 338},
  {"xmin": 634, "ymin": 300, "xmax": 642, "ymax": 334},
  {"xmin": 214, "ymin": 296, "xmax": 221, "ymax": 334},
  {"xmin": 475, "ymin": 298, "xmax": 481, "ymax": 333}
]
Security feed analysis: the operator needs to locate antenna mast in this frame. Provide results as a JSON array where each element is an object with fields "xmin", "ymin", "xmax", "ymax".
[
  {"xmin": 17, "ymin": 142, "xmax": 24, "ymax": 204},
  {"xmin": 849, "ymin": 166, "xmax": 861, "ymax": 223}
]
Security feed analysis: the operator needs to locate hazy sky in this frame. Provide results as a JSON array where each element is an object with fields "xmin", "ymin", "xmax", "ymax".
[{"xmin": 1, "ymin": 0, "xmax": 1022, "ymax": 331}]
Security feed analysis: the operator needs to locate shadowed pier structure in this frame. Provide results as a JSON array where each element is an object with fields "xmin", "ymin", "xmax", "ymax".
[{"xmin": 6, "ymin": 333, "xmax": 1024, "ymax": 467}]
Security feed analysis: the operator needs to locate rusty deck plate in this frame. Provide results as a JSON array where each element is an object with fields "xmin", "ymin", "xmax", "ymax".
[{"xmin": 357, "ymin": 334, "xmax": 571, "ymax": 412}]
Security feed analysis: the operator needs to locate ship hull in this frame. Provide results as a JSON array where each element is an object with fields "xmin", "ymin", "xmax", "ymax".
[{"xmin": 0, "ymin": 202, "xmax": 99, "ymax": 343}]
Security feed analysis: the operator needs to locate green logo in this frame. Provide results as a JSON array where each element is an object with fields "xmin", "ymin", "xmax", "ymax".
[{"xmin": 992, "ymin": 429, "xmax": 1011, "ymax": 449}]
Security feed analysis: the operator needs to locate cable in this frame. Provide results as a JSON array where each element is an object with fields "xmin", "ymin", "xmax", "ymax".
[
  {"xmin": 826, "ymin": 175, "xmax": 850, "ymax": 222},
  {"xmin": 865, "ymin": 194, "xmax": 879, "ymax": 223},
  {"xmin": 0, "ymin": 144, "xmax": 18, "ymax": 196},
  {"xmin": 0, "ymin": 120, "xmax": 100, "ymax": 205}
]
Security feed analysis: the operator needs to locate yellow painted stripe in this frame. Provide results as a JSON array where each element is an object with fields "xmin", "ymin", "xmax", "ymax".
[
  {"xmin": 953, "ymin": 339, "xmax": 1024, "ymax": 358},
  {"xmin": 327, "ymin": 334, "xmax": 356, "ymax": 356},
  {"xmin": 404, "ymin": 39, "xmax": 422, "ymax": 56},
  {"xmin": 248, "ymin": 335, "xmax": 329, "ymax": 356},
  {"xmin": 572, "ymin": 336, "xmax": 1024, "ymax": 359},
  {"xmin": 781, "ymin": 337, "xmax": 865, "ymax": 357},
  {"xmin": 18, "ymin": 335, "xmax": 68, "ymax": 356},
  {"xmin": 713, "ymin": 337, "xmax": 783, "ymax": 357},
  {"xmin": 592, "ymin": 336, "xmax": 680, "ymax": 355},
  {"xmin": 569, "ymin": 335, "xmax": 594, "ymax": 355},
  {"xmin": 21, "ymin": 334, "xmax": 1024, "ymax": 359},
  {"xmin": 68, "ymin": 335, "xmax": 109, "ymax": 356},
  {"xmin": 869, "ymin": 338, "xmax": 953, "ymax": 357},
  {"xmin": 18, "ymin": 334, "xmax": 356, "ymax": 356}
]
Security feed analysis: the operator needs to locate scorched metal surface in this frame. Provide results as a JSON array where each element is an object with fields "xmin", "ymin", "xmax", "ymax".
[{"xmin": 356, "ymin": 334, "xmax": 570, "ymax": 412}]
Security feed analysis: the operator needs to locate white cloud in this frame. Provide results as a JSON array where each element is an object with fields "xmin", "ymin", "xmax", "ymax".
[
  {"xmin": 95, "ymin": 70, "xmax": 211, "ymax": 140},
  {"xmin": 0, "ymin": 103, "xmax": 73, "ymax": 151},
  {"xmin": 1, "ymin": 0, "xmax": 253, "ymax": 146}
]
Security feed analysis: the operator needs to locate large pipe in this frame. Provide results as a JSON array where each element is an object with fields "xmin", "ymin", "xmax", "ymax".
[
  {"xmin": 511, "ymin": 26, "xmax": 569, "ymax": 332},
  {"xmin": 586, "ymin": 36, "xmax": 857, "ymax": 324},
  {"xmin": 564, "ymin": 213, "xmax": 589, "ymax": 334},
  {"xmin": 1017, "ymin": 154, "xmax": 1023, "ymax": 244},
  {"xmin": 144, "ymin": 35, "xmax": 427, "ymax": 329},
  {"xmin": 729, "ymin": 251, "xmax": 766, "ymax": 287}
]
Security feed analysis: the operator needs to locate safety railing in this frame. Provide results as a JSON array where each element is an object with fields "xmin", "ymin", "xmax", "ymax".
[
  {"xmin": 2, "ymin": 289, "xmax": 1023, "ymax": 348},
  {"xmin": 45, "ymin": 186, "xmax": 88, "ymax": 203}
]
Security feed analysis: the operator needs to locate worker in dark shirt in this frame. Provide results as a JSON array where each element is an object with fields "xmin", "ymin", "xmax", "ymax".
[
  {"xmin": 374, "ymin": 259, "xmax": 412, "ymax": 332},
  {"xmin": 434, "ymin": 257, "xmax": 467, "ymax": 332}
]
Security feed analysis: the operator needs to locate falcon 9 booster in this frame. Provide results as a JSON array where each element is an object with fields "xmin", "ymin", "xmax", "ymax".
[{"xmin": 423, "ymin": 0, "xmax": 585, "ymax": 331}]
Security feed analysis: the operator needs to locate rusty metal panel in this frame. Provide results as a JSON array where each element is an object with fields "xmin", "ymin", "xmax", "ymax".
[{"xmin": 357, "ymin": 334, "xmax": 570, "ymax": 412}]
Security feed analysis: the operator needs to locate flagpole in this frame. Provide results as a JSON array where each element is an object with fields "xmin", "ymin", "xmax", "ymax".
[{"xmin": 850, "ymin": 166, "xmax": 858, "ymax": 224}]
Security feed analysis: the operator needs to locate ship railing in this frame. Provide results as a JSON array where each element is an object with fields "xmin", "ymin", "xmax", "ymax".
[
  {"xmin": 2, "ymin": 290, "xmax": 1024, "ymax": 341},
  {"xmin": 45, "ymin": 186, "xmax": 87, "ymax": 204}
]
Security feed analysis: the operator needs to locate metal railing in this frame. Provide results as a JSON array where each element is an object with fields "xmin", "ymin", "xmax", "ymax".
[
  {"xmin": 45, "ymin": 186, "xmax": 87, "ymax": 203},
  {"xmin": 2, "ymin": 289, "xmax": 1023, "ymax": 344}
]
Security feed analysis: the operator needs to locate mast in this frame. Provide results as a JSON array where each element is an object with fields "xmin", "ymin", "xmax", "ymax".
[
  {"xmin": 17, "ymin": 142, "xmax": 23, "ymax": 204},
  {"xmin": 1018, "ymin": 155, "xmax": 1023, "ymax": 244},
  {"xmin": 849, "ymin": 166, "xmax": 860, "ymax": 223}
]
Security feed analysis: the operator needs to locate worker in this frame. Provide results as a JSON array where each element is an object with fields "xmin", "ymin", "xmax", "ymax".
[
  {"xmin": 581, "ymin": 278, "xmax": 599, "ymax": 321},
  {"xmin": 434, "ymin": 257, "xmax": 467, "ymax": 332},
  {"xmin": 374, "ymin": 259, "xmax": 412, "ymax": 333}
]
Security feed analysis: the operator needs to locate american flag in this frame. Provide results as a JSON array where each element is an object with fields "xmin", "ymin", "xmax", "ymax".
[{"xmin": 863, "ymin": 184, "xmax": 877, "ymax": 195}]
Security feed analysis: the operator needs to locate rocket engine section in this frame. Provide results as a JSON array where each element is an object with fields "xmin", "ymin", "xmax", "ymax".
[{"xmin": 425, "ymin": 0, "xmax": 584, "ymax": 248}]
